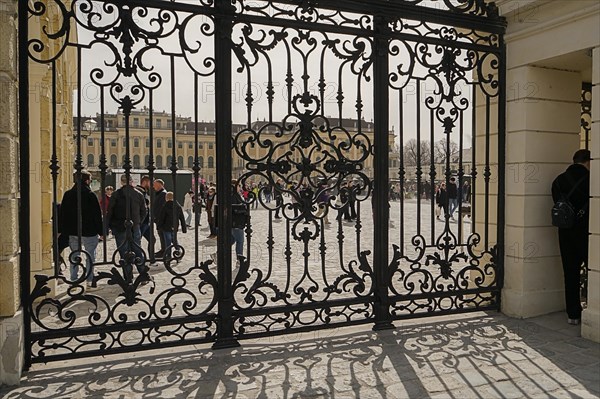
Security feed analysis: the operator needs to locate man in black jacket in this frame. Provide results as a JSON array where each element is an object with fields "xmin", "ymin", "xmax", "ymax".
[
  {"xmin": 108, "ymin": 174, "xmax": 148, "ymax": 283},
  {"xmin": 552, "ymin": 149, "xmax": 591, "ymax": 325},
  {"xmin": 152, "ymin": 179, "xmax": 167, "ymax": 258},
  {"xmin": 447, "ymin": 177, "xmax": 459, "ymax": 220},
  {"xmin": 136, "ymin": 175, "xmax": 152, "ymax": 253},
  {"xmin": 157, "ymin": 191, "xmax": 187, "ymax": 262},
  {"xmin": 59, "ymin": 170, "xmax": 103, "ymax": 286}
]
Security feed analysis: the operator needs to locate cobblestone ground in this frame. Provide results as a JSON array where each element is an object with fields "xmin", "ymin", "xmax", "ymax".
[
  {"xmin": 3, "ymin": 312, "xmax": 599, "ymax": 398},
  {"xmin": 36, "ymin": 199, "xmax": 483, "ymax": 337}
]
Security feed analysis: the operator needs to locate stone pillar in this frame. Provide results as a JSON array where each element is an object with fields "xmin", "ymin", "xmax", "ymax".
[
  {"xmin": 582, "ymin": 46, "xmax": 600, "ymax": 342},
  {"xmin": 470, "ymin": 63, "xmax": 500, "ymax": 297},
  {"xmin": 29, "ymin": 62, "xmax": 57, "ymax": 289},
  {"xmin": 0, "ymin": 0, "xmax": 24, "ymax": 386},
  {"xmin": 502, "ymin": 66, "xmax": 582, "ymax": 318}
]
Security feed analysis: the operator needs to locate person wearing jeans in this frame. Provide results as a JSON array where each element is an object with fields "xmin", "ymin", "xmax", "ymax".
[
  {"xmin": 59, "ymin": 170, "xmax": 104, "ymax": 287},
  {"xmin": 157, "ymin": 191, "xmax": 187, "ymax": 262},
  {"xmin": 113, "ymin": 226, "xmax": 144, "ymax": 283},
  {"xmin": 211, "ymin": 181, "xmax": 248, "ymax": 266},
  {"xmin": 108, "ymin": 175, "xmax": 148, "ymax": 284},
  {"xmin": 68, "ymin": 235, "xmax": 99, "ymax": 285},
  {"xmin": 231, "ymin": 227, "xmax": 245, "ymax": 259},
  {"xmin": 152, "ymin": 179, "xmax": 167, "ymax": 258},
  {"xmin": 183, "ymin": 190, "xmax": 194, "ymax": 227},
  {"xmin": 136, "ymin": 175, "xmax": 153, "ymax": 260},
  {"xmin": 447, "ymin": 177, "xmax": 459, "ymax": 219}
]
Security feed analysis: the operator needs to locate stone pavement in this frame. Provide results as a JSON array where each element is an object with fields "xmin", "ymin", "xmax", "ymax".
[
  {"xmin": 2, "ymin": 311, "xmax": 599, "ymax": 398},
  {"xmin": 42, "ymin": 200, "xmax": 477, "ymax": 334}
]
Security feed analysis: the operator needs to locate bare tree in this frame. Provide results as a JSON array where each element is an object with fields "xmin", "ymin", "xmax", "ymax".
[
  {"xmin": 433, "ymin": 138, "xmax": 459, "ymax": 164},
  {"xmin": 402, "ymin": 139, "xmax": 431, "ymax": 166}
]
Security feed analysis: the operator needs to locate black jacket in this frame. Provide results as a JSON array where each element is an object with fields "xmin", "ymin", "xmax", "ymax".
[
  {"xmin": 552, "ymin": 163, "xmax": 590, "ymax": 230},
  {"xmin": 435, "ymin": 188, "xmax": 448, "ymax": 207},
  {"xmin": 447, "ymin": 182, "xmax": 458, "ymax": 199},
  {"xmin": 153, "ymin": 189, "xmax": 167, "ymax": 224},
  {"xmin": 157, "ymin": 200, "xmax": 187, "ymax": 233},
  {"xmin": 107, "ymin": 185, "xmax": 147, "ymax": 232},
  {"xmin": 59, "ymin": 183, "xmax": 103, "ymax": 237},
  {"xmin": 232, "ymin": 188, "xmax": 249, "ymax": 229},
  {"xmin": 135, "ymin": 185, "xmax": 150, "ymax": 224}
]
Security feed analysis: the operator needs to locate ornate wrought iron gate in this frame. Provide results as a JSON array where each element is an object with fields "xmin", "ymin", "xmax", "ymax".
[{"xmin": 19, "ymin": 0, "xmax": 506, "ymax": 366}]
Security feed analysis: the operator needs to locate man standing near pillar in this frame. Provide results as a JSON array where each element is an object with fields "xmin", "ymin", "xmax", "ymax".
[{"xmin": 552, "ymin": 149, "xmax": 591, "ymax": 325}]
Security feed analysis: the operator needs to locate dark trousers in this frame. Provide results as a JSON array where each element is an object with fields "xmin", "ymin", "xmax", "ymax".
[
  {"xmin": 207, "ymin": 213, "xmax": 216, "ymax": 235},
  {"xmin": 114, "ymin": 227, "xmax": 145, "ymax": 283},
  {"xmin": 155, "ymin": 226, "xmax": 166, "ymax": 254},
  {"xmin": 349, "ymin": 200, "xmax": 357, "ymax": 219},
  {"xmin": 141, "ymin": 221, "xmax": 151, "ymax": 242},
  {"xmin": 558, "ymin": 228, "xmax": 588, "ymax": 320},
  {"xmin": 274, "ymin": 195, "xmax": 283, "ymax": 218},
  {"xmin": 140, "ymin": 221, "xmax": 155, "ymax": 259}
]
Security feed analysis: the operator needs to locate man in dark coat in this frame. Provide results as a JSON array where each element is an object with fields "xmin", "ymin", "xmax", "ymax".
[
  {"xmin": 435, "ymin": 182, "xmax": 448, "ymax": 220},
  {"xmin": 339, "ymin": 181, "xmax": 353, "ymax": 222},
  {"xmin": 59, "ymin": 170, "xmax": 103, "ymax": 286},
  {"xmin": 273, "ymin": 178, "xmax": 284, "ymax": 219},
  {"xmin": 447, "ymin": 177, "xmax": 458, "ymax": 220},
  {"xmin": 551, "ymin": 149, "xmax": 591, "ymax": 325},
  {"xmin": 107, "ymin": 174, "xmax": 148, "ymax": 284},
  {"xmin": 136, "ymin": 175, "xmax": 153, "ymax": 257},
  {"xmin": 462, "ymin": 180, "xmax": 471, "ymax": 204},
  {"xmin": 157, "ymin": 191, "xmax": 187, "ymax": 262},
  {"xmin": 152, "ymin": 179, "xmax": 167, "ymax": 258}
]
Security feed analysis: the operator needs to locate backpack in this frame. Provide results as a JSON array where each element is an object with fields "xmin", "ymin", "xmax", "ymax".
[{"xmin": 551, "ymin": 175, "xmax": 587, "ymax": 229}]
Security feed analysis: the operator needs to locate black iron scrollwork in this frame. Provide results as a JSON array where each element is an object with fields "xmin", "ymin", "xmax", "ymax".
[{"xmin": 24, "ymin": 0, "xmax": 503, "ymax": 362}]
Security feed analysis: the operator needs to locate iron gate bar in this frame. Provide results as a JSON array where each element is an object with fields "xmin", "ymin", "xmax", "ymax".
[
  {"xmin": 96, "ymin": 0, "xmax": 505, "ymax": 53},
  {"xmin": 484, "ymin": 96, "xmax": 491, "ymax": 249},
  {"xmin": 230, "ymin": 13, "xmax": 502, "ymax": 55},
  {"xmin": 51, "ymin": 62, "xmax": 60, "ymax": 278},
  {"xmin": 100, "ymin": 88, "xmax": 109, "ymax": 264},
  {"xmin": 497, "ymin": 34, "xmax": 507, "ymax": 303},
  {"xmin": 390, "ymin": 285, "xmax": 501, "ymax": 300},
  {"xmin": 471, "ymin": 84, "xmax": 477, "ymax": 235},
  {"xmin": 233, "ymin": 316, "xmax": 374, "ymax": 340},
  {"xmin": 372, "ymin": 16, "xmax": 393, "ymax": 330},
  {"xmin": 390, "ymin": 301, "xmax": 499, "ymax": 320},
  {"xmin": 113, "ymin": 0, "xmax": 506, "ymax": 33},
  {"xmin": 213, "ymin": 0, "xmax": 239, "ymax": 350},
  {"xmin": 30, "ymin": 312, "xmax": 216, "ymax": 342},
  {"xmin": 235, "ymin": 296, "xmax": 372, "ymax": 317},
  {"xmin": 234, "ymin": 0, "xmax": 506, "ymax": 33},
  {"xmin": 31, "ymin": 329, "xmax": 217, "ymax": 364}
]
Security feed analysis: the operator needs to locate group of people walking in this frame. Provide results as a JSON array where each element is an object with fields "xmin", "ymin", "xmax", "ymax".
[
  {"xmin": 434, "ymin": 178, "xmax": 471, "ymax": 221},
  {"xmin": 56, "ymin": 148, "xmax": 590, "ymax": 332},
  {"xmin": 58, "ymin": 172, "xmax": 189, "ymax": 287}
]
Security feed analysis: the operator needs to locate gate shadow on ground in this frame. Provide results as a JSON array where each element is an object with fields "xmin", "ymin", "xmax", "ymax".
[{"xmin": 1, "ymin": 312, "xmax": 599, "ymax": 398}]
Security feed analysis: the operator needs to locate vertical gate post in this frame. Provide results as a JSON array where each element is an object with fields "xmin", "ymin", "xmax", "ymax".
[
  {"xmin": 497, "ymin": 38, "xmax": 507, "ymax": 309},
  {"xmin": 372, "ymin": 16, "xmax": 394, "ymax": 331},
  {"xmin": 213, "ymin": 0, "xmax": 240, "ymax": 349}
]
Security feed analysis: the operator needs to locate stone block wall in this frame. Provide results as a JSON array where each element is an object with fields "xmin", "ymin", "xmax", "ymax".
[{"xmin": 0, "ymin": 0, "xmax": 24, "ymax": 386}]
